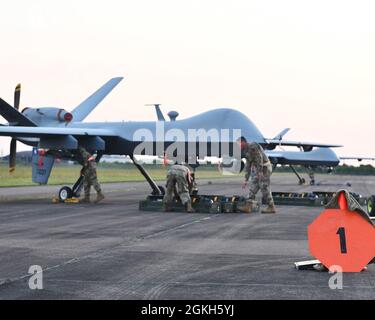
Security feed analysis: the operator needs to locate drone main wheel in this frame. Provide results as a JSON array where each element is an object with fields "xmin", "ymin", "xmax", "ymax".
[{"xmin": 59, "ymin": 186, "xmax": 73, "ymax": 202}]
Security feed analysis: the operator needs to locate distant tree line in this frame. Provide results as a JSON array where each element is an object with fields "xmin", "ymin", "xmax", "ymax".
[
  {"xmin": 98, "ymin": 163, "xmax": 375, "ymax": 175},
  {"xmin": 275, "ymin": 164, "xmax": 375, "ymax": 176},
  {"xmin": 1, "ymin": 159, "xmax": 374, "ymax": 175},
  {"xmin": 331, "ymin": 164, "xmax": 375, "ymax": 175}
]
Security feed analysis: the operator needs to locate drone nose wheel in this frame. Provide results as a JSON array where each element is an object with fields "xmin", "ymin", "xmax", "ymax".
[{"xmin": 58, "ymin": 186, "xmax": 73, "ymax": 202}]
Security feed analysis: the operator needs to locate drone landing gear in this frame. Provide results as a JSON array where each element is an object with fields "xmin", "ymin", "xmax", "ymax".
[
  {"xmin": 308, "ymin": 173, "xmax": 316, "ymax": 186},
  {"xmin": 58, "ymin": 175, "xmax": 84, "ymax": 202},
  {"xmin": 289, "ymin": 165, "xmax": 306, "ymax": 185},
  {"xmin": 130, "ymin": 155, "xmax": 165, "ymax": 196}
]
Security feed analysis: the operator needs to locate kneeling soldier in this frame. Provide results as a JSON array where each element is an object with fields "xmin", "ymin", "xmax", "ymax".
[{"xmin": 163, "ymin": 164, "xmax": 195, "ymax": 213}]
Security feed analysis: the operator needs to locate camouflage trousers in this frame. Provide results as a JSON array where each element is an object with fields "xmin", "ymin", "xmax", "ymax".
[
  {"xmin": 163, "ymin": 174, "xmax": 191, "ymax": 206},
  {"xmin": 248, "ymin": 164, "xmax": 274, "ymax": 205},
  {"xmin": 83, "ymin": 167, "xmax": 101, "ymax": 198}
]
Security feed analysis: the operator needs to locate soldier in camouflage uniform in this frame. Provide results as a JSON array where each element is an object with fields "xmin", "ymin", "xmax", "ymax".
[
  {"xmin": 77, "ymin": 147, "xmax": 105, "ymax": 204},
  {"xmin": 237, "ymin": 137, "xmax": 276, "ymax": 214},
  {"xmin": 163, "ymin": 164, "xmax": 195, "ymax": 213}
]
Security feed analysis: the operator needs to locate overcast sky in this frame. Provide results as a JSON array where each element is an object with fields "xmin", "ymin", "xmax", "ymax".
[{"xmin": 0, "ymin": 0, "xmax": 374, "ymax": 160}]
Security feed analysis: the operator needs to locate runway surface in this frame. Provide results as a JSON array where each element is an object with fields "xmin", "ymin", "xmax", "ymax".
[{"xmin": 0, "ymin": 173, "xmax": 374, "ymax": 300}]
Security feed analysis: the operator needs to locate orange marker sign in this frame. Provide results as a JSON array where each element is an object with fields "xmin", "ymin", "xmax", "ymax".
[{"xmin": 308, "ymin": 191, "xmax": 375, "ymax": 273}]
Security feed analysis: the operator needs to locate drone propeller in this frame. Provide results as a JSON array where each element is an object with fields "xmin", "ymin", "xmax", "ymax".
[{"xmin": 9, "ymin": 84, "xmax": 21, "ymax": 174}]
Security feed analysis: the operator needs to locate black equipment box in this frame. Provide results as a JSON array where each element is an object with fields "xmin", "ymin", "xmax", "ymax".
[
  {"xmin": 139, "ymin": 195, "xmax": 221, "ymax": 214},
  {"xmin": 139, "ymin": 195, "xmax": 251, "ymax": 214},
  {"xmin": 268, "ymin": 191, "xmax": 367, "ymax": 207},
  {"xmin": 139, "ymin": 191, "xmax": 368, "ymax": 213},
  {"xmin": 270, "ymin": 192, "xmax": 324, "ymax": 207}
]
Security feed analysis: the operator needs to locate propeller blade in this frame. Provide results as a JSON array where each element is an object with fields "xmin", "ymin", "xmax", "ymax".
[
  {"xmin": 9, "ymin": 138, "xmax": 17, "ymax": 174},
  {"xmin": 14, "ymin": 84, "xmax": 21, "ymax": 110}
]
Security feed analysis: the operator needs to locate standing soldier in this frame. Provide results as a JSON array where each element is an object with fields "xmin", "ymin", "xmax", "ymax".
[
  {"xmin": 163, "ymin": 164, "xmax": 195, "ymax": 213},
  {"xmin": 77, "ymin": 147, "xmax": 105, "ymax": 204},
  {"xmin": 238, "ymin": 137, "xmax": 276, "ymax": 214}
]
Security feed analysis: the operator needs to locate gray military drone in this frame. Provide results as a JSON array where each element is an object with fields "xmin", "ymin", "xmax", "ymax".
[{"xmin": 0, "ymin": 77, "xmax": 350, "ymax": 198}]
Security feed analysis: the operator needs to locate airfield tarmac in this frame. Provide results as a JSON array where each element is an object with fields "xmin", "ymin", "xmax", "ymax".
[{"xmin": 0, "ymin": 173, "xmax": 374, "ymax": 300}]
